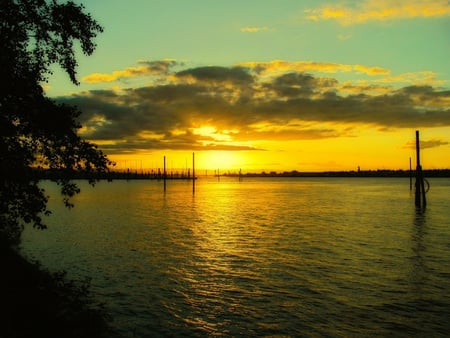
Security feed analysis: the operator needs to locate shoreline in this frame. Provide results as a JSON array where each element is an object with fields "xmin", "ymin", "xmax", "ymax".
[
  {"xmin": 34, "ymin": 168, "xmax": 450, "ymax": 180},
  {"xmin": 0, "ymin": 246, "xmax": 114, "ymax": 338}
]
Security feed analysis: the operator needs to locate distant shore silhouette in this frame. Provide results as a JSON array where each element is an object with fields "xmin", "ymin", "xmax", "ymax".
[{"xmin": 33, "ymin": 168, "xmax": 450, "ymax": 180}]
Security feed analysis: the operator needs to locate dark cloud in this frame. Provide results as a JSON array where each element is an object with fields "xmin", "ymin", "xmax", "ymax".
[
  {"xmin": 403, "ymin": 139, "xmax": 449, "ymax": 150},
  {"xmin": 137, "ymin": 59, "xmax": 179, "ymax": 74},
  {"xmin": 234, "ymin": 127, "xmax": 343, "ymax": 141},
  {"xmin": 175, "ymin": 66, "xmax": 254, "ymax": 85},
  {"xmin": 96, "ymin": 134, "xmax": 262, "ymax": 154},
  {"xmin": 264, "ymin": 72, "xmax": 338, "ymax": 98},
  {"xmin": 57, "ymin": 62, "xmax": 450, "ymax": 155},
  {"xmin": 82, "ymin": 60, "xmax": 180, "ymax": 83},
  {"xmin": 256, "ymin": 89, "xmax": 450, "ymax": 128}
]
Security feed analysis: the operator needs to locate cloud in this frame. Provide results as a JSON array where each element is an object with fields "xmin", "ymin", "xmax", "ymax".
[
  {"xmin": 174, "ymin": 66, "xmax": 254, "ymax": 85},
  {"xmin": 240, "ymin": 26, "xmax": 271, "ymax": 33},
  {"xmin": 375, "ymin": 71, "xmax": 446, "ymax": 87},
  {"xmin": 238, "ymin": 60, "xmax": 390, "ymax": 76},
  {"xmin": 403, "ymin": 138, "xmax": 449, "ymax": 149},
  {"xmin": 339, "ymin": 82, "xmax": 391, "ymax": 95},
  {"xmin": 57, "ymin": 60, "xmax": 450, "ymax": 155},
  {"xmin": 305, "ymin": 0, "xmax": 450, "ymax": 25},
  {"xmin": 337, "ymin": 33, "xmax": 352, "ymax": 40},
  {"xmin": 82, "ymin": 59, "xmax": 178, "ymax": 83},
  {"xmin": 353, "ymin": 64, "xmax": 390, "ymax": 76},
  {"xmin": 262, "ymin": 72, "xmax": 338, "ymax": 98}
]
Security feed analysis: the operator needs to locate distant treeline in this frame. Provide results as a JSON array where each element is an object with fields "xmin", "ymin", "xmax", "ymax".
[
  {"xmin": 33, "ymin": 168, "xmax": 194, "ymax": 181},
  {"xmin": 229, "ymin": 169, "xmax": 450, "ymax": 178},
  {"xmin": 32, "ymin": 168, "xmax": 450, "ymax": 180}
]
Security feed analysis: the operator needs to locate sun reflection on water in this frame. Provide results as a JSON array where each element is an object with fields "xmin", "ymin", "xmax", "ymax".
[{"xmin": 21, "ymin": 178, "xmax": 450, "ymax": 337}]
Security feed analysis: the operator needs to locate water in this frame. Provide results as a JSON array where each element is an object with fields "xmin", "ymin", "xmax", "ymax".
[{"xmin": 21, "ymin": 177, "xmax": 450, "ymax": 337}]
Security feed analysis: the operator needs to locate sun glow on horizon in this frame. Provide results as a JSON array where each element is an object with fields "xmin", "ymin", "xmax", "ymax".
[
  {"xmin": 104, "ymin": 125, "xmax": 450, "ymax": 174},
  {"xmin": 45, "ymin": 0, "xmax": 450, "ymax": 173}
]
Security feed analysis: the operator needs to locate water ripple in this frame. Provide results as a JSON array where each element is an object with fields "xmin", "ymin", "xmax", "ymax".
[{"xmin": 21, "ymin": 178, "xmax": 450, "ymax": 337}]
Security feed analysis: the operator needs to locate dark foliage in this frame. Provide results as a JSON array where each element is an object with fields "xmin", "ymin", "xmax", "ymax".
[
  {"xmin": 0, "ymin": 0, "xmax": 111, "ymax": 245},
  {"xmin": 0, "ymin": 246, "xmax": 113, "ymax": 338}
]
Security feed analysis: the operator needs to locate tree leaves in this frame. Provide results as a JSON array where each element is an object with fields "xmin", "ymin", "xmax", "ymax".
[{"xmin": 1, "ymin": 1, "xmax": 110, "ymax": 245}]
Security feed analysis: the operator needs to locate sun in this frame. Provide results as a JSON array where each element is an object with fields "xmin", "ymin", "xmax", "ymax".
[{"xmin": 198, "ymin": 151, "xmax": 242, "ymax": 172}]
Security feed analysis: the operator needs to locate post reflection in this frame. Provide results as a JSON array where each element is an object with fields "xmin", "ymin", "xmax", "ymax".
[{"xmin": 409, "ymin": 208, "xmax": 427, "ymax": 294}]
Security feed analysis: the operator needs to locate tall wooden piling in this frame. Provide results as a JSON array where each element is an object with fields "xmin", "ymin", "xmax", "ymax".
[
  {"xmin": 163, "ymin": 155, "xmax": 167, "ymax": 192},
  {"xmin": 409, "ymin": 157, "xmax": 412, "ymax": 191},
  {"xmin": 415, "ymin": 130, "xmax": 426, "ymax": 208},
  {"xmin": 192, "ymin": 152, "xmax": 195, "ymax": 193}
]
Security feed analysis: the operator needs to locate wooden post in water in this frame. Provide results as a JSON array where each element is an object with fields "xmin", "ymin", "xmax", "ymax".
[
  {"xmin": 163, "ymin": 155, "xmax": 167, "ymax": 192},
  {"xmin": 415, "ymin": 130, "xmax": 426, "ymax": 208},
  {"xmin": 409, "ymin": 157, "xmax": 412, "ymax": 191},
  {"xmin": 192, "ymin": 152, "xmax": 195, "ymax": 194}
]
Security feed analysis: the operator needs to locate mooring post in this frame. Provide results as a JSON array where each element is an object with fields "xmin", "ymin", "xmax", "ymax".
[
  {"xmin": 409, "ymin": 157, "xmax": 412, "ymax": 191},
  {"xmin": 192, "ymin": 152, "xmax": 195, "ymax": 194},
  {"xmin": 415, "ymin": 130, "xmax": 426, "ymax": 208},
  {"xmin": 163, "ymin": 155, "xmax": 167, "ymax": 192}
]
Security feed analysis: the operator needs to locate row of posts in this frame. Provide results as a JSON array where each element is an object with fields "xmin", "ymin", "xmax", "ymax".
[
  {"xmin": 163, "ymin": 152, "xmax": 195, "ymax": 193},
  {"xmin": 163, "ymin": 134, "xmax": 426, "ymax": 205}
]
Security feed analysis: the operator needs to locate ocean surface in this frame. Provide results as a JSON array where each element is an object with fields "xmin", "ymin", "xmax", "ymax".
[{"xmin": 21, "ymin": 177, "xmax": 450, "ymax": 337}]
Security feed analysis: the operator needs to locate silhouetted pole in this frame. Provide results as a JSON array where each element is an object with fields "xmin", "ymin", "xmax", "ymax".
[
  {"xmin": 415, "ymin": 130, "xmax": 426, "ymax": 208},
  {"xmin": 163, "ymin": 155, "xmax": 167, "ymax": 192},
  {"xmin": 192, "ymin": 152, "xmax": 195, "ymax": 194},
  {"xmin": 409, "ymin": 157, "xmax": 412, "ymax": 190}
]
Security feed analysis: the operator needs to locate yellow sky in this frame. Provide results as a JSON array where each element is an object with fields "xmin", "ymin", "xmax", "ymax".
[
  {"xmin": 49, "ymin": 0, "xmax": 450, "ymax": 172},
  {"xmin": 109, "ymin": 126, "xmax": 449, "ymax": 173}
]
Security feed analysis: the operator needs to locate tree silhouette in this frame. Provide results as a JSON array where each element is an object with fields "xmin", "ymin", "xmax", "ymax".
[{"xmin": 1, "ymin": 0, "xmax": 110, "ymax": 246}]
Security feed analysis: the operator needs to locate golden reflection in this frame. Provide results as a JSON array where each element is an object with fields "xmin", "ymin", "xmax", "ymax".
[
  {"xmin": 186, "ymin": 184, "xmax": 276, "ymax": 292},
  {"xmin": 191, "ymin": 191, "xmax": 243, "ymax": 267},
  {"xmin": 410, "ymin": 209, "xmax": 426, "ymax": 291}
]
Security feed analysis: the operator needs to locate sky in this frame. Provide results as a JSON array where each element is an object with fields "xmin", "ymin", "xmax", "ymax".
[{"xmin": 47, "ymin": 0, "xmax": 450, "ymax": 172}]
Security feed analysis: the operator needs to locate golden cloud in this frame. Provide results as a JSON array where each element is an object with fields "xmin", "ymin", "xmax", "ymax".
[
  {"xmin": 339, "ymin": 82, "xmax": 391, "ymax": 95},
  {"xmin": 60, "ymin": 60, "xmax": 450, "ymax": 155},
  {"xmin": 82, "ymin": 66, "xmax": 154, "ymax": 83},
  {"xmin": 240, "ymin": 26, "xmax": 270, "ymax": 33},
  {"xmin": 239, "ymin": 60, "xmax": 350, "ymax": 74},
  {"xmin": 82, "ymin": 60, "xmax": 177, "ymax": 84},
  {"xmin": 238, "ymin": 60, "xmax": 389, "ymax": 76},
  {"xmin": 376, "ymin": 71, "xmax": 445, "ymax": 86},
  {"xmin": 403, "ymin": 138, "xmax": 449, "ymax": 149},
  {"xmin": 353, "ymin": 64, "xmax": 390, "ymax": 76},
  {"xmin": 305, "ymin": 0, "xmax": 450, "ymax": 25}
]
